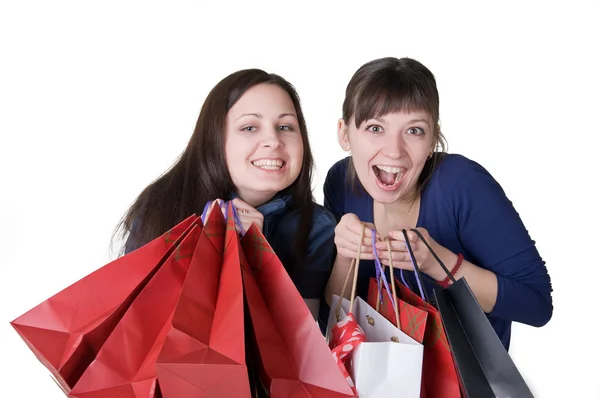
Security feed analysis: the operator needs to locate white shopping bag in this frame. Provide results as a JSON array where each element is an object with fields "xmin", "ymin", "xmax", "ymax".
[{"xmin": 327, "ymin": 294, "xmax": 424, "ymax": 398}]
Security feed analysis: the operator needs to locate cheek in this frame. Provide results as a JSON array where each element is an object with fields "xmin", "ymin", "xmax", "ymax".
[{"xmin": 287, "ymin": 136, "xmax": 304, "ymax": 163}]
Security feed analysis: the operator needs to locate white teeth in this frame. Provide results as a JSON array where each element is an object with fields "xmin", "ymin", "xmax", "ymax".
[
  {"xmin": 376, "ymin": 165, "xmax": 403, "ymax": 173},
  {"xmin": 252, "ymin": 159, "xmax": 284, "ymax": 170}
]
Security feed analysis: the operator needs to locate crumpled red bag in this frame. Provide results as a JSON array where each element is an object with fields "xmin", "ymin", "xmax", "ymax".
[{"xmin": 10, "ymin": 214, "xmax": 198, "ymax": 394}]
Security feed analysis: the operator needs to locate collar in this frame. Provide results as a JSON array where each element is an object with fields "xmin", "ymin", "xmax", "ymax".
[{"xmin": 229, "ymin": 191, "xmax": 292, "ymax": 217}]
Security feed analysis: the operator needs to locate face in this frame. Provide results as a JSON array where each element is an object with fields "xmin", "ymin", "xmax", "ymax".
[
  {"xmin": 339, "ymin": 110, "xmax": 435, "ymax": 204},
  {"xmin": 224, "ymin": 83, "xmax": 304, "ymax": 207}
]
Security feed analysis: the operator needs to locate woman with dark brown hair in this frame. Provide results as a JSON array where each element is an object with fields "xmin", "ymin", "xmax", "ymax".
[
  {"xmin": 114, "ymin": 69, "xmax": 336, "ymax": 323},
  {"xmin": 323, "ymin": 57, "xmax": 553, "ymax": 350}
]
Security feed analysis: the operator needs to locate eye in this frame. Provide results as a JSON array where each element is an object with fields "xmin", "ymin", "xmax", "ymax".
[
  {"xmin": 278, "ymin": 125, "xmax": 293, "ymax": 132},
  {"xmin": 366, "ymin": 125, "xmax": 383, "ymax": 134},
  {"xmin": 407, "ymin": 127, "xmax": 425, "ymax": 135},
  {"xmin": 241, "ymin": 125, "xmax": 257, "ymax": 132}
]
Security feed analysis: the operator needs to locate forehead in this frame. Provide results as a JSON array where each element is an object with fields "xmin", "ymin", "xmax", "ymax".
[{"xmin": 228, "ymin": 83, "xmax": 296, "ymax": 118}]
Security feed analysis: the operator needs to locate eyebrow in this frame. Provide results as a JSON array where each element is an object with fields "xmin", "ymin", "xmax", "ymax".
[
  {"xmin": 371, "ymin": 117, "xmax": 431, "ymax": 127},
  {"xmin": 235, "ymin": 113, "xmax": 297, "ymax": 121},
  {"xmin": 407, "ymin": 118, "xmax": 431, "ymax": 127}
]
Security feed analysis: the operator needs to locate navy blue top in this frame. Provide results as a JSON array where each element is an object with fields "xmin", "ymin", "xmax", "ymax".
[
  {"xmin": 124, "ymin": 193, "xmax": 337, "ymax": 302},
  {"xmin": 323, "ymin": 154, "xmax": 553, "ymax": 350}
]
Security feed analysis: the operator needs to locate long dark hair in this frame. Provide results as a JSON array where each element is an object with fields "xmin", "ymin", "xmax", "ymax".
[
  {"xmin": 113, "ymin": 69, "xmax": 315, "ymax": 270},
  {"xmin": 341, "ymin": 57, "xmax": 448, "ymax": 194}
]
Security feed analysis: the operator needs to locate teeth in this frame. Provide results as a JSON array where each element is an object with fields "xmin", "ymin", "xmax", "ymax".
[
  {"xmin": 252, "ymin": 159, "xmax": 283, "ymax": 170},
  {"xmin": 376, "ymin": 165, "xmax": 403, "ymax": 173}
]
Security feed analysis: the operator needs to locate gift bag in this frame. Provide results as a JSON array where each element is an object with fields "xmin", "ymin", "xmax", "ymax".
[
  {"xmin": 328, "ymin": 295, "xmax": 423, "ymax": 398},
  {"xmin": 367, "ymin": 233, "xmax": 462, "ymax": 398},
  {"xmin": 10, "ymin": 214, "xmax": 199, "ymax": 393},
  {"xmin": 366, "ymin": 233, "xmax": 429, "ymax": 344},
  {"xmin": 327, "ymin": 224, "xmax": 423, "ymax": 398},
  {"xmin": 240, "ymin": 222, "xmax": 356, "ymax": 397},
  {"xmin": 156, "ymin": 202, "xmax": 251, "ymax": 397},
  {"xmin": 404, "ymin": 230, "xmax": 535, "ymax": 398},
  {"xmin": 68, "ymin": 218, "xmax": 203, "ymax": 397}
]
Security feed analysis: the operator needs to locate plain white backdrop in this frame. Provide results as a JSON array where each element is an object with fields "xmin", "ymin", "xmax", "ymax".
[{"xmin": 1, "ymin": 1, "xmax": 598, "ymax": 396}]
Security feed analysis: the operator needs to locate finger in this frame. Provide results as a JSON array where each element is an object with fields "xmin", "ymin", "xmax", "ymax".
[
  {"xmin": 336, "ymin": 247, "xmax": 375, "ymax": 261},
  {"xmin": 336, "ymin": 230, "xmax": 374, "ymax": 253},
  {"xmin": 388, "ymin": 229, "xmax": 418, "ymax": 243},
  {"xmin": 342, "ymin": 216, "xmax": 379, "ymax": 240},
  {"xmin": 231, "ymin": 198, "xmax": 255, "ymax": 212},
  {"xmin": 376, "ymin": 250, "xmax": 407, "ymax": 263},
  {"xmin": 375, "ymin": 239, "xmax": 407, "ymax": 251},
  {"xmin": 379, "ymin": 259, "xmax": 414, "ymax": 270}
]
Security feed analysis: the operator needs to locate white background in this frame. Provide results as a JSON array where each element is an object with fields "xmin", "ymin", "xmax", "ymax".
[{"xmin": 1, "ymin": 1, "xmax": 598, "ymax": 396}]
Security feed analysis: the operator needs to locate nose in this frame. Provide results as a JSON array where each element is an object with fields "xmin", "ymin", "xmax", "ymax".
[
  {"xmin": 260, "ymin": 127, "xmax": 283, "ymax": 149},
  {"xmin": 381, "ymin": 134, "xmax": 406, "ymax": 159}
]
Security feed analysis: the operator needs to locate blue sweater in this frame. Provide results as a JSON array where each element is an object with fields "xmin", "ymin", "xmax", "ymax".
[{"xmin": 323, "ymin": 154, "xmax": 553, "ymax": 350}]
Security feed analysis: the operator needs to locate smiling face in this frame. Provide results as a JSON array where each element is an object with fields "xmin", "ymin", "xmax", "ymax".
[
  {"xmin": 224, "ymin": 83, "xmax": 304, "ymax": 207},
  {"xmin": 339, "ymin": 110, "xmax": 435, "ymax": 204}
]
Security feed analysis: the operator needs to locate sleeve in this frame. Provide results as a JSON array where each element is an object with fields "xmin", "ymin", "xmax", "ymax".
[
  {"xmin": 439, "ymin": 155, "xmax": 553, "ymax": 327},
  {"xmin": 292, "ymin": 209, "xmax": 337, "ymax": 299},
  {"xmin": 323, "ymin": 158, "xmax": 348, "ymax": 222}
]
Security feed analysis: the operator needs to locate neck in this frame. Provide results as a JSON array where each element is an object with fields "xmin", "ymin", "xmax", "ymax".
[
  {"xmin": 382, "ymin": 190, "xmax": 419, "ymax": 217},
  {"xmin": 236, "ymin": 190, "xmax": 277, "ymax": 208},
  {"xmin": 375, "ymin": 190, "xmax": 421, "ymax": 236}
]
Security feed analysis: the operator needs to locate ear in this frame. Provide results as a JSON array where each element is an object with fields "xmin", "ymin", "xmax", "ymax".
[{"xmin": 337, "ymin": 118, "xmax": 351, "ymax": 151}]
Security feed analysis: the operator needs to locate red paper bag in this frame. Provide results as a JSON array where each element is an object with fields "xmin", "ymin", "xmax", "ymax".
[
  {"xmin": 240, "ymin": 224, "xmax": 356, "ymax": 398},
  {"xmin": 368, "ymin": 277, "xmax": 461, "ymax": 398},
  {"xmin": 68, "ymin": 219, "xmax": 204, "ymax": 397},
  {"xmin": 156, "ymin": 202, "xmax": 250, "ymax": 397},
  {"xmin": 10, "ymin": 214, "xmax": 198, "ymax": 393},
  {"xmin": 367, "ymin": 277, "xmax": 428, "ymax": 343}
]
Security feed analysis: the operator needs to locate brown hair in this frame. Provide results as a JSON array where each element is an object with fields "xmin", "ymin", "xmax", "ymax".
[
  {"xmin": 112, "ymin": 69, "xmax": 315, "ymax": 270},
  {"xmin": 341, "ymin": 57, "xmax": 448, "ymax": 194}
]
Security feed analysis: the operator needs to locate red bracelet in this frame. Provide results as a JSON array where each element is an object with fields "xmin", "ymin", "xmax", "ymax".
[{"xmin": 437, "ymin": 253, "xmax": 464, "ymax": 288}]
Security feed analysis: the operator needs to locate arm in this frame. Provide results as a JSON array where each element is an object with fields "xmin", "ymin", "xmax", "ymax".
[
  {"xmin": 322, "ymin": 159, "xmax": 355, "ymax": 306},
  {"xmin": 293, "ymin": 209, "xmax": 338, "ymax": 320},
  {"xmin": 436, "ymin": 156, "xmax": 553, "ymax": 326},
  {"xmin": 425, "ymin": 246, "xmax": 499, "ymax": 314}
]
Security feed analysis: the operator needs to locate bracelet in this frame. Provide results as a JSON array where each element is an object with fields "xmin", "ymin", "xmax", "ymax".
[{"xmin": 437, "ymin": 253, "xmax": 464, "ymax": 288}]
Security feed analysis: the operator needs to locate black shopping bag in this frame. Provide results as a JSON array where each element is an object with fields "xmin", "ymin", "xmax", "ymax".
[{"xmin": 405, "ymin": 229, "xmax": 535, "ymax": 398}]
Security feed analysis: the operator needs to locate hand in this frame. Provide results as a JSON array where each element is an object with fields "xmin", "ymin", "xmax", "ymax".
[
  {"xmin": 231, "ymin": 198, "xmax": 264, "ymax": 233},
  {"xmin": 374, "ymin": 227, "xmax": 445, "ymax": 277},
  {"xmin": 334, "ymin": 213, "xmax": 380, "ymax": 261}
]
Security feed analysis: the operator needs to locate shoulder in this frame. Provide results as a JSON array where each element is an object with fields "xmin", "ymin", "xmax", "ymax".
[
  {"xmin": 310, "ymin": 202, "xmax": 337, "ymax": 235},
  {"xmin": 428, "ymin": 153, "xmax": 506, "ymax": 198},
  {"xmin": 324, "ymin": 156, "xmax": 351, "ymax": 189}
]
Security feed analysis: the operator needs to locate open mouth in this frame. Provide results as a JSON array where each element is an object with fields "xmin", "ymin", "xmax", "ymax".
[
  {"xmin": 251, "ymin": 159, "xmax": 285, "ymax": 171},
  {"xmin": 373, "ymin": 165, "xmax": 405, "ymax": 188}
]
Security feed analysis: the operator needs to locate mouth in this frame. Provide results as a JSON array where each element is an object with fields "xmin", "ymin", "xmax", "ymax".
[
  {"xmin": 251, "ymin": 159, "xmax": 285, "ymax": 171},
  {"xmin": 372, "ymin": 165, "xmax": 406, "ymax": 190}
]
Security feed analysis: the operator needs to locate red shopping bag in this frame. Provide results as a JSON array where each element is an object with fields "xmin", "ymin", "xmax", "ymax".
[
  {"xmin": 367, "ymin": 277, "xmax": 428, "ymax": 343},
  {"xmin": 68, "ymin": 217, "xmax": 205, "ymax": 397},
  {"xmin": 240, "ymin": 224, "xmax": 356, "ymax": 398},
  {"xmin": 10, "ymin": 214, "xmax": 198, "ymax": 393},
  {"xmin": 156, "ymin": 202, "xmax": 250, "ymax": 397},
  {"xmin": 368, "ymin": 277, "xmax": 461, "ymax": 398}
]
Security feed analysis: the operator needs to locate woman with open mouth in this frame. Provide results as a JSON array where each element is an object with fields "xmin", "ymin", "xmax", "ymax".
[{"xmin": 323, "ymin": 56, "xmax": 553, "ymax": 354}]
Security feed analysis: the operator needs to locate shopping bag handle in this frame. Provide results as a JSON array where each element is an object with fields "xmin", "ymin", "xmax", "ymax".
[
  {"xmin": 334, "ymin": 224, "xmax": 401, "ymax": 330},
  {"xmin": 200, "ymin": 200, "xmax": 246, "ymax": 235},
  {"xmin": 334, "ymin": 223, "xmax": 365, "ymax": 321},
  {"xmin": 401, "ymin": 228, "xmax": 457, "ymax": 303},
  {"xmin": 373, "ymin": 237, "xmax": 401, "ymax": 330},
  {"xmin": 410, "ymin": 228, "xmax": 455, "ymax": 283}
]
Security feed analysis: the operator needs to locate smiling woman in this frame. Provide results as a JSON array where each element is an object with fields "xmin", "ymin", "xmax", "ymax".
[
  {"xmin": 224, "ymin": 83, "xmax": 304, "ymax": 207},
  {"xmin": 113, "ymin": 69, "xmax": 338, "ymax": 327},
  {"xmin": 324, "ymin": 57, "xmax": 553, "ymax": 352}
]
